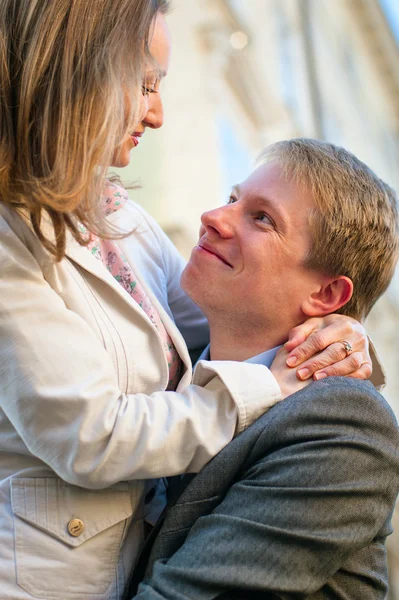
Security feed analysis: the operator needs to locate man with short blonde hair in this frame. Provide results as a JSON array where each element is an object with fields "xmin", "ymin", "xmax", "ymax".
[
  {"xmin": 260, "ymin": 138, "xmax": 399, "ymax": 319},
  {"xmin": 129, "ymin": 139, "xmax": 399, "ymax": 600}
]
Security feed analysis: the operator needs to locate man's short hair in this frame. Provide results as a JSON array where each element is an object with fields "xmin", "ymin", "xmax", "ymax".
[{"xmin": 259, "ymin": 138, "xmax": 399, "ymax": 320}]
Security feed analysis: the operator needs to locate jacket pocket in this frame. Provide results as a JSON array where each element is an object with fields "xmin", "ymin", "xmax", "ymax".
[{"xmin": 11, "ymin": 477, "xmax": 134, "ymax": 599}]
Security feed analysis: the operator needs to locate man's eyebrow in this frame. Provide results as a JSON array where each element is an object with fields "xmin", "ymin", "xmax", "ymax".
[
  {"xmin": 256, "ymin": 196, "xmax": 285, "ymax": 226},
  {"xmin": 231, "ymin": 184, "xmax": 286, "ymax": 226},
  {"xmin": 256, "ymin": 195, "xmax": 278, "ymax": 209}
]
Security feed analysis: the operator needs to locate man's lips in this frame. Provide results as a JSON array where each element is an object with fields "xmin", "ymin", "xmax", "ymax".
[{"xmin": 197, "ymin": 242, "xmax": 233, "ymax": 267}]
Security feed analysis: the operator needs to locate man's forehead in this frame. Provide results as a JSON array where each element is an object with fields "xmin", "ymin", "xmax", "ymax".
[
  {"xmin": 233, "ymin": 163, "xmax": 283, "ymax": 197},
  {"xmin": 236, "ymin": 162, "xmax": 309, "ymax": 202}
]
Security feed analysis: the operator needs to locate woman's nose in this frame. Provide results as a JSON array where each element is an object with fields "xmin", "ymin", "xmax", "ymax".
[
  {"xmin": 137, "ymin": 93, "xmax": 149, "ymax": 124},
  {"xmin": 142, "ymin": 94, "xmax": 164, "ymax": 129}
]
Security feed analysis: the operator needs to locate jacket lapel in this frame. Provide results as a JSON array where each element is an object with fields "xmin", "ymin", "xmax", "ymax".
[
  {"xmin": 128, "ymin": 262, "xmax": 192, "ymax": 385},
  {"xmin": 64, "ymin": 232, "xmax": 192, "ymax": 381},
  {"xmin": 64, "ymin": 233, "xmax": 154, "ymax": 322},
  {"xmin": 5, "ymin": 202, "xmax": 193, "ymax": 381},
  {"xmin": 125, "ymin": 425, "xmax": 258, "ymax": 597}
]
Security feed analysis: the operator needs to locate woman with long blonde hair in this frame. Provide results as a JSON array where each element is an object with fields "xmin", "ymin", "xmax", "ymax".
[{"xmin": 0, "ymin": 0, "xmax": 375, "ymax": 598}]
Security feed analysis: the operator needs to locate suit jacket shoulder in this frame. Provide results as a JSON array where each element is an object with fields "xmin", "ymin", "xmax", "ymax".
[{"xmin": 133, "ymin": 378, "xmax": 399, "ymax": 600}]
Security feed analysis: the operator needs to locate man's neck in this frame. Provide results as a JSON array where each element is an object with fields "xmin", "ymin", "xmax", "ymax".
[{"xmin": 208, "ymin": 320, "xmax": 287, "ymax": 361}]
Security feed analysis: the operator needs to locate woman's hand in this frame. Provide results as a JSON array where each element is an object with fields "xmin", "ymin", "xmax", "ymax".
[
  {"xmin": 270, "ymin": 347, "xmax": 311, "ymax": 400},
  {"xmin": 284, "ymin": 315, "xmax": 372, "ymax": 382}
]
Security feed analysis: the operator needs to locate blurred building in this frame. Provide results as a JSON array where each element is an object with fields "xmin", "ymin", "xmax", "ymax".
[{"xmin": 119, "ymin": 0, "xmax": 399, "ymax": 592}]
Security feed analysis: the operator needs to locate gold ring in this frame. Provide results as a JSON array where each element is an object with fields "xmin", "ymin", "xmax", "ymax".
[{"xmin": 340, "ymin": 340, "xmax": 353, "ymax": 356}]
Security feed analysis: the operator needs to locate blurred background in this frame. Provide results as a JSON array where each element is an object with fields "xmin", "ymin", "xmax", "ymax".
[{"xmin": 117, "ymin": 0, "xmax": 399, "ymax": 593}]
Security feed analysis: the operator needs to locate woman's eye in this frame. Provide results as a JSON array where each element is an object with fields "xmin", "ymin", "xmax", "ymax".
[
  {"xmin": 142, "ymin": 77, "xmax": 159, "ymax": 96},
  {"xmin": 142, "ymin": 86, "xmax": 154, "ymax": 96},
  {"xmin": 227, "ymin": 196, "xmax": 237, "ymax": 204}
]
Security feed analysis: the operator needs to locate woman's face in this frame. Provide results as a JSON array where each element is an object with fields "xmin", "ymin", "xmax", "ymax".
[{"xmin": 111, "ymin": 14, "xmax": 172, "ymax": 168}]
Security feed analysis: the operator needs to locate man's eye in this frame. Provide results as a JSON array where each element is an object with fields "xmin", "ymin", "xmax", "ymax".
[
  {"xmin": 227, "ymin": 196, "xmax": 237, "ymax": 204},
  {"xmin": 257, "ymin": 212, "xmax": 272, "ymax": 224}
]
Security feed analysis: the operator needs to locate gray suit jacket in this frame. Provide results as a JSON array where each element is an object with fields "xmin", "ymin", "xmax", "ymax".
[{"xmin": 129, "ymin": 378, "xmax": 399, "ymax": 599}]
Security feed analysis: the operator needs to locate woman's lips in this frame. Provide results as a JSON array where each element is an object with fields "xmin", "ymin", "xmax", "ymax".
[{"xmin": 131, "ymin": 132, "xmax": 143, "ymax": 147}]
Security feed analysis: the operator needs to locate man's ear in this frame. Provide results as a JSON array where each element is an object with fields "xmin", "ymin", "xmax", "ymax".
[{"xmin": 301, "ymin": 276, "xmax": 353, "ymax": 317}]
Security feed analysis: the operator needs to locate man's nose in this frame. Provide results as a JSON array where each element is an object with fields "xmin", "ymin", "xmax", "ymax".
[
  {"xmin": 200, "ymin": 206, "xmax": 235, "ymax": 238},
  {"xmin": 142, "ymin": 94, "xmax": 164, "ymax": 129}
]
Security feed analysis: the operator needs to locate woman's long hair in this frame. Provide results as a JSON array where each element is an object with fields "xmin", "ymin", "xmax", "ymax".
[{"xmin": 0, "ymin": 0, "xmax": 169, "ymax": 260}]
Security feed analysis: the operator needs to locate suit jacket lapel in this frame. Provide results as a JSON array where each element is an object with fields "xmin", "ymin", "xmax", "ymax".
[{"xmin": 125, "ymin": 441, "xmax": 242, "ymax": 598}]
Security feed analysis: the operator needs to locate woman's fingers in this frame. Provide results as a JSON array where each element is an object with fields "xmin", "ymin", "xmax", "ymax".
[
  {"xmin": 295, "ymin": 349, "xmax": 365, "ymax": 381},
  {"xmin": 284, "ymin": 319, "xmax": 320, "ymax": 353},
  {"xmin": 286, "ymin": 321, "xmax": 355, "ymax": 367},
  {"xmin": 313, "ymin": 354, "xmax": 372, "ymax": 381},
  {"xmin": 285, "ymin": 315, "xmax": 372, "ymax": 381},
  {"xmin": 292, "ymin": 342, "xmax": 354, "ymax": 379}
]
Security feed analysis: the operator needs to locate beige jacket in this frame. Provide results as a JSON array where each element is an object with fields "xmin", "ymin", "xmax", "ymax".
[{"xmin": 0, "ymin": 200, "xmax": 282, "ymax": 599}]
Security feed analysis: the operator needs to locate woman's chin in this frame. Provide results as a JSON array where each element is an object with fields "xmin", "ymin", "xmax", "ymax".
[
  {"xmin": 110, "ymin": 144, "xmax": 135, "ymax": 169},
  {"xmin": 110, "ymin": 154, "xmax": 132, "ymax": 169}
]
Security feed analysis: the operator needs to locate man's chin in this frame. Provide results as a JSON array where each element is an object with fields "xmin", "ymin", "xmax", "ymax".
[
  {"xmin": 181, "ymin": 264, "xmax": 206, "ymax": 310},
  {"xmin": 180, "ymin": 263, "xmax": 195, "ymax": 297}
]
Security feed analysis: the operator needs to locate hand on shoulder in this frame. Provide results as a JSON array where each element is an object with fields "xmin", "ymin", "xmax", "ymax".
[{"xmin": 270, "ymin": 347, "xmax": 311, "ymax": 400}]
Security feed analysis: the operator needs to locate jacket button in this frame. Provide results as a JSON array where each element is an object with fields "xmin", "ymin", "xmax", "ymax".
[{"xmin": 67, "ymin": 518, "xmax": 85, "ymax": 537}]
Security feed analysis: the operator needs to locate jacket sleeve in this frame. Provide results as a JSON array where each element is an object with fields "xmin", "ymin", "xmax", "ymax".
[
  {"xmin": 0, "ymin": 218, "xmax": 281, "ymax": 490},
  {"xmin": 135, "ymin": 380, "xmax": 399, "ymax": 599}
]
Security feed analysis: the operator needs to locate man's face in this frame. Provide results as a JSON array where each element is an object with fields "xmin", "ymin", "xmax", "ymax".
[{"xmin": 181, "ymin": 162, "xmax": 320, "ymax": 337}]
